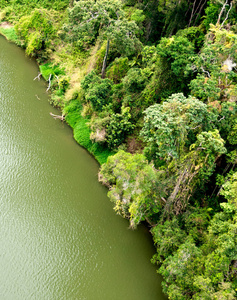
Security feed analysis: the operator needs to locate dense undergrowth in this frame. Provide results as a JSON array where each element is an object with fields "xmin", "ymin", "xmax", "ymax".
[{"xmin": 1, "ymin": 0, "xmax": 237, "ymax": 299}]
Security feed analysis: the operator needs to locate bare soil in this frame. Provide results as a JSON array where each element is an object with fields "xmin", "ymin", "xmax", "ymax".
[{"xmin": 0, "ymin": 22, "xmax": 12, "ymax": 29}]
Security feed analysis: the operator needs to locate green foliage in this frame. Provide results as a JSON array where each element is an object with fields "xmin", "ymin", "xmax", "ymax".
[
  {"xmin": 65, "ymin": 0, "xmax": 141, "ymax": 56},
  {"xmin": 5, "ymin": 1, "xmax": 237, "ymax": 298},
  {"xmin": 190, "ymin": 25, "xmax": 237, "ymax": 102},
  {"xmin": 151, "ymin": 178, "xmax": 237, "ymax": 300},
  {"xmin": 130, "ymin": 8, "xmax": 145, "ymax": 36},
  {"xmin": 141, "ymin": 93, "xmax": 216, "ymax": 161},
  {"xmin": 64, "ymin": 99, "xmax": 113, "ymax": 164},
  {"xmin": 214, "ymin": 102, "xmax": 237, "ymax": 143},
  {"xmin": 228, "ymin": 121, "xmax": 237, "ymax": 145},
  {"xmin": 0, "ymin": 0, "xmax": 69, "ymax": 15},
  {"xmin": 73, "ymin": 115, "xmax": 92, "ymax": 150},
  {"xmin": 151, "ymin": 218, "xmax": 187, "ymax": 263},
  {"xmin": 99, "ymin": 150, "xmax": 164, "ymax": 227},
  {"xmin": 157, "ymin": 35, "xmax": 195, "ymax": 78},
  {"xmin": 220, "ymin": 172, "xmax": 237, "ymax": 207},
  {"xmin": 107, "ymin": 18, "xmax": 141, "ymax": 57},
  {"xmin": 157, "ymin": 0, "xmax": 208, "ymax": 36},
  {"xmin": 122, "ymin": 68, "xmax": 146, "ymax": 93},
  {"xmin": 58, "ymin": 76, "xmax": 69, "ymax": 92},
  {"xmin": 141, "ymin": 33, "xmax": 196, "ymax": 104},
  {"xmin": 183, "ymin": 209, "xmax": 211, "ymax": 244},
  {"xmin": 159, "ymin": 239, "xmax": 202, "ymax": 299},
  {"xmin": 176, "ymin": 26, "xmax": 205, "ymax": 53},
  {"xmin": 106, "ymin": 57, "xmax": 129, "ymax": 83},
  {"xmin": 203, "ymin": 0, "xmax": 237, "ymax": 30},
  {"xmin": 15, "ymin": 8, "xmax": 56, "ymax": 57},
  {"xmin": 106, "ymin": 106, "xmax": 134, "ymax": 149},
  {"xmin": 194, "ymin": 130, "xmax": 226, "ymax": 157},
  {"xmin": 81, "ymin": 71, "xmax": 113, "ymax": 111},
  {"xmin": 39, "ymin": 63, "xmax": 65, "ymax": 81},
  {"xmin": 141, "ymin": 45, "xmax": 157, "ymax": 67},
  {"xmin": 64, "ymin": 98, "xmax": 82, "ymax": 127},
  {"xmin": 0, "ymin": 26, "xmax": 20, "ymax": 44}
]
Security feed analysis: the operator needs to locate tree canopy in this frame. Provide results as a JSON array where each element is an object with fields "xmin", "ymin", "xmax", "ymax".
[{"xmin": 1, "ymin": 0, "xmax": 237, "ymax": 298}]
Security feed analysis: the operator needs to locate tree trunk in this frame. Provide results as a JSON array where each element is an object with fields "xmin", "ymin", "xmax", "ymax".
[
  {"xmin": 217, "ymin": 0, "xmax": 228, "ymax": 25},
  {"xmin": 101, "ymin": 39, "xmax": 110, "ymax": 79}
]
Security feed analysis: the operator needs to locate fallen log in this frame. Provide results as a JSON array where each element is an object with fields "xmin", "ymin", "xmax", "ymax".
[{"xmin": 49, "ymin": 112, "xmax": 65, "ymax": 121}]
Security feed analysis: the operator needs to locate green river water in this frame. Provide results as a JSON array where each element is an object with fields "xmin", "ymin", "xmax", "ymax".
[{"xmin": 0, "ymin": 36, "xmax": 166, "ymax": 300}]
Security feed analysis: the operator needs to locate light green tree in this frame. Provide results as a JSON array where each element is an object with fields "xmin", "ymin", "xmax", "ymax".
[
  {"xmin": 15, "ymin": 8, "xmax": 56, "ymax": 57},
  {"xmin": 65, "ymin": 0, "xmax": 141, "ymax": 76},
  {"xmin": 141, "ymin": 93, "xmax": 217, "ymax": 162},
  {"xmin": 190, "ymin": 25, "xmax": 237, "ymax": 102},
  {"xmin": 99, "ymin": 150, "xmax": 166, "ymax": 228}
]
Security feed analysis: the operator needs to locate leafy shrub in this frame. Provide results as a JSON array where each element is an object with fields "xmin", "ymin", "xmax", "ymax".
[
  {"xmin": 39, "ymin": 63, "xmax": 65, "ymax": 81},
  {"xmin": 81, "ymin": 71, "xmax": 113, "ymax": 111},
  {"xmin": 122, "ymin": 68, "xmax": 146, "ymax": 93},
  {"xmin": 15, "ymin": 8, "xmax": 56, "ymax": 57},
  {"xmin": 106, "ymin": 57, "xmax": 129, "ymax": 83},
  {"xmin": 106, "ymin": 106, "xmax": 134, "ymax": 149}
]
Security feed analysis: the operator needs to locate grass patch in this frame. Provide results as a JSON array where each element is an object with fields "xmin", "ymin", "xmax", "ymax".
[
  {"xmin": 0, "ymin": 27, "xmax": 20, "ymax": 44},
  {"xmin": 39, "ymin": 62, "xmax": 65, "ymax": 81},
  {"xmin": 64, "ymin": 99, "xmax": 114, "ymax": 164}
]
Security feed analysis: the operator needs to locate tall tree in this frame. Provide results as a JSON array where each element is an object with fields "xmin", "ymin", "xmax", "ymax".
[{"xmin": 65, "ymin": 0, "xmax": 141, "ymax": 75}]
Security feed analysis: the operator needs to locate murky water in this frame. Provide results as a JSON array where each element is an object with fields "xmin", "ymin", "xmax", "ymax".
[{"xmin": 0, "ymin": 36, "xmax": 166, "ymax": 300}]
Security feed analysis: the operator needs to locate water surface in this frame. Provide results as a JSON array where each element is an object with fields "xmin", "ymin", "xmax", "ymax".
[{"xmin": 0, "ymin": 36, "xmax": 166, "ymax": 300}]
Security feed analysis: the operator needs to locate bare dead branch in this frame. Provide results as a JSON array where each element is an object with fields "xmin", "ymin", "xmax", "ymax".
[
  {"xmin": 34, "ymin": 73, "xmax": 42, "ymax": 81},
  {"xmin": 217, "ymin": 0, "xmax": 228, "ymax": 25},
  {"xmin": 191, "ymin": 124, "xmax": 202, "ymax": 130},
  {"xmin": 220, "ymin": 1, "xmax": 233, "ymax": 28},
  {"xmin": 49, "ymin": 112, "xmax": 65, "ymax": 121},
  {"xmin": 218, "ymin": 116, "xmax": 225, "ymax": 122},
  {"xmin": 46, "ymin": 74, "xmax": 52, "ymax": 92},
  {"xmin": 201, "ymin": 66, "xmax": 211, "ymax": 78},
  {"xmin": 188, "ymin": 0, "xmax": 197, "ymax": 27},
  {"xmin": 194, "ymin": 0, "xmax": 208, "ymax": 25},
  {"xmin": 161, "ymin": 197, "xmax": 167, "ymax": 203}
]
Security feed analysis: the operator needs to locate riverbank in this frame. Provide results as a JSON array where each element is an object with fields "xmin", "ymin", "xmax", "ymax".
[
  {"xmin": 0, "ymin": 22, "xmax": 20, "ymax": 44},
  {"xmin": 1, "ymin": 2, "xmax": 237, "ymax": 297},
  {"xmin": 0, "ymin": 34, "xmax": 165, "ymax": 299},
  {"xmin": 0, "ymin": 23, "xmax": 113, "ymax": 165}
]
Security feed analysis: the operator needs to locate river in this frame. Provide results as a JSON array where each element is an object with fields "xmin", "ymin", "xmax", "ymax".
[{"xmin": 0, "ymin": 36, "xmax": 166, "ymax": 300}]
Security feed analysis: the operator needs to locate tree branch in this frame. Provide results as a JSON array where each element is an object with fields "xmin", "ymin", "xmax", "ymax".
[
  {"xmin": 46, "ymin": 74, "xmax": 52, "ymax": 92},
  {"xmin": 49, "ymin": 112, "xmax": 65, "ymax": 121},
  {"xmin": 101, "ymin": 39, "xmax": 110, "ymax": 78},
  {"xmin": 201, "ymin": 66, "xmax": 211, "ymax": 78},
  {"xmin": 34, "ymin": 73, "xmax": 42, "ymax": 81},
  {"xmin": 194, "ymin": 0, "xmax": 207, "ymax": 25},
  {"xmin": 220, "ymin": 1, "xmax": 233, "ymax": 28},
  {"xmin": 216, "ymin": 0, "xmax": 228, "ymax": 25},
  {"xmin": 188, "ymin": 0, "xmax": 197, "ymax": 27}
]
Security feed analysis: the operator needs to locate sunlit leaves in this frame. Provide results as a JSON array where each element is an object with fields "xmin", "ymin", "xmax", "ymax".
[
  {"xmin": 141, "ymin": 93, "xmax": 216, "ymax": 161},
  {"xmin": 65, "ymin": 0, "xmax": 141, "ymax": 55},
  {"xmin": 190, "ymin": 25, "xmax": 237, "ymax": 102},
  {"xmin": 15, "ymin": 8, "xmax": 56, "ymax": 56},
  {"xmin": 99, "ymin": 150, "xmax": 164, "ymax": 228}
]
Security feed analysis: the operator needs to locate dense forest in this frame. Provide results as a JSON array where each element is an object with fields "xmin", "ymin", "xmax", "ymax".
[{"xmin": 0, "ymin": 0, "xmax": 237, "ymax": 298}]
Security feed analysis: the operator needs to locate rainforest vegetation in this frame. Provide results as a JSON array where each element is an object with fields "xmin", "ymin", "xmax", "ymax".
[{"xmin": 0, "ymin": 0, "xmax": 237, "ymax": 298}]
